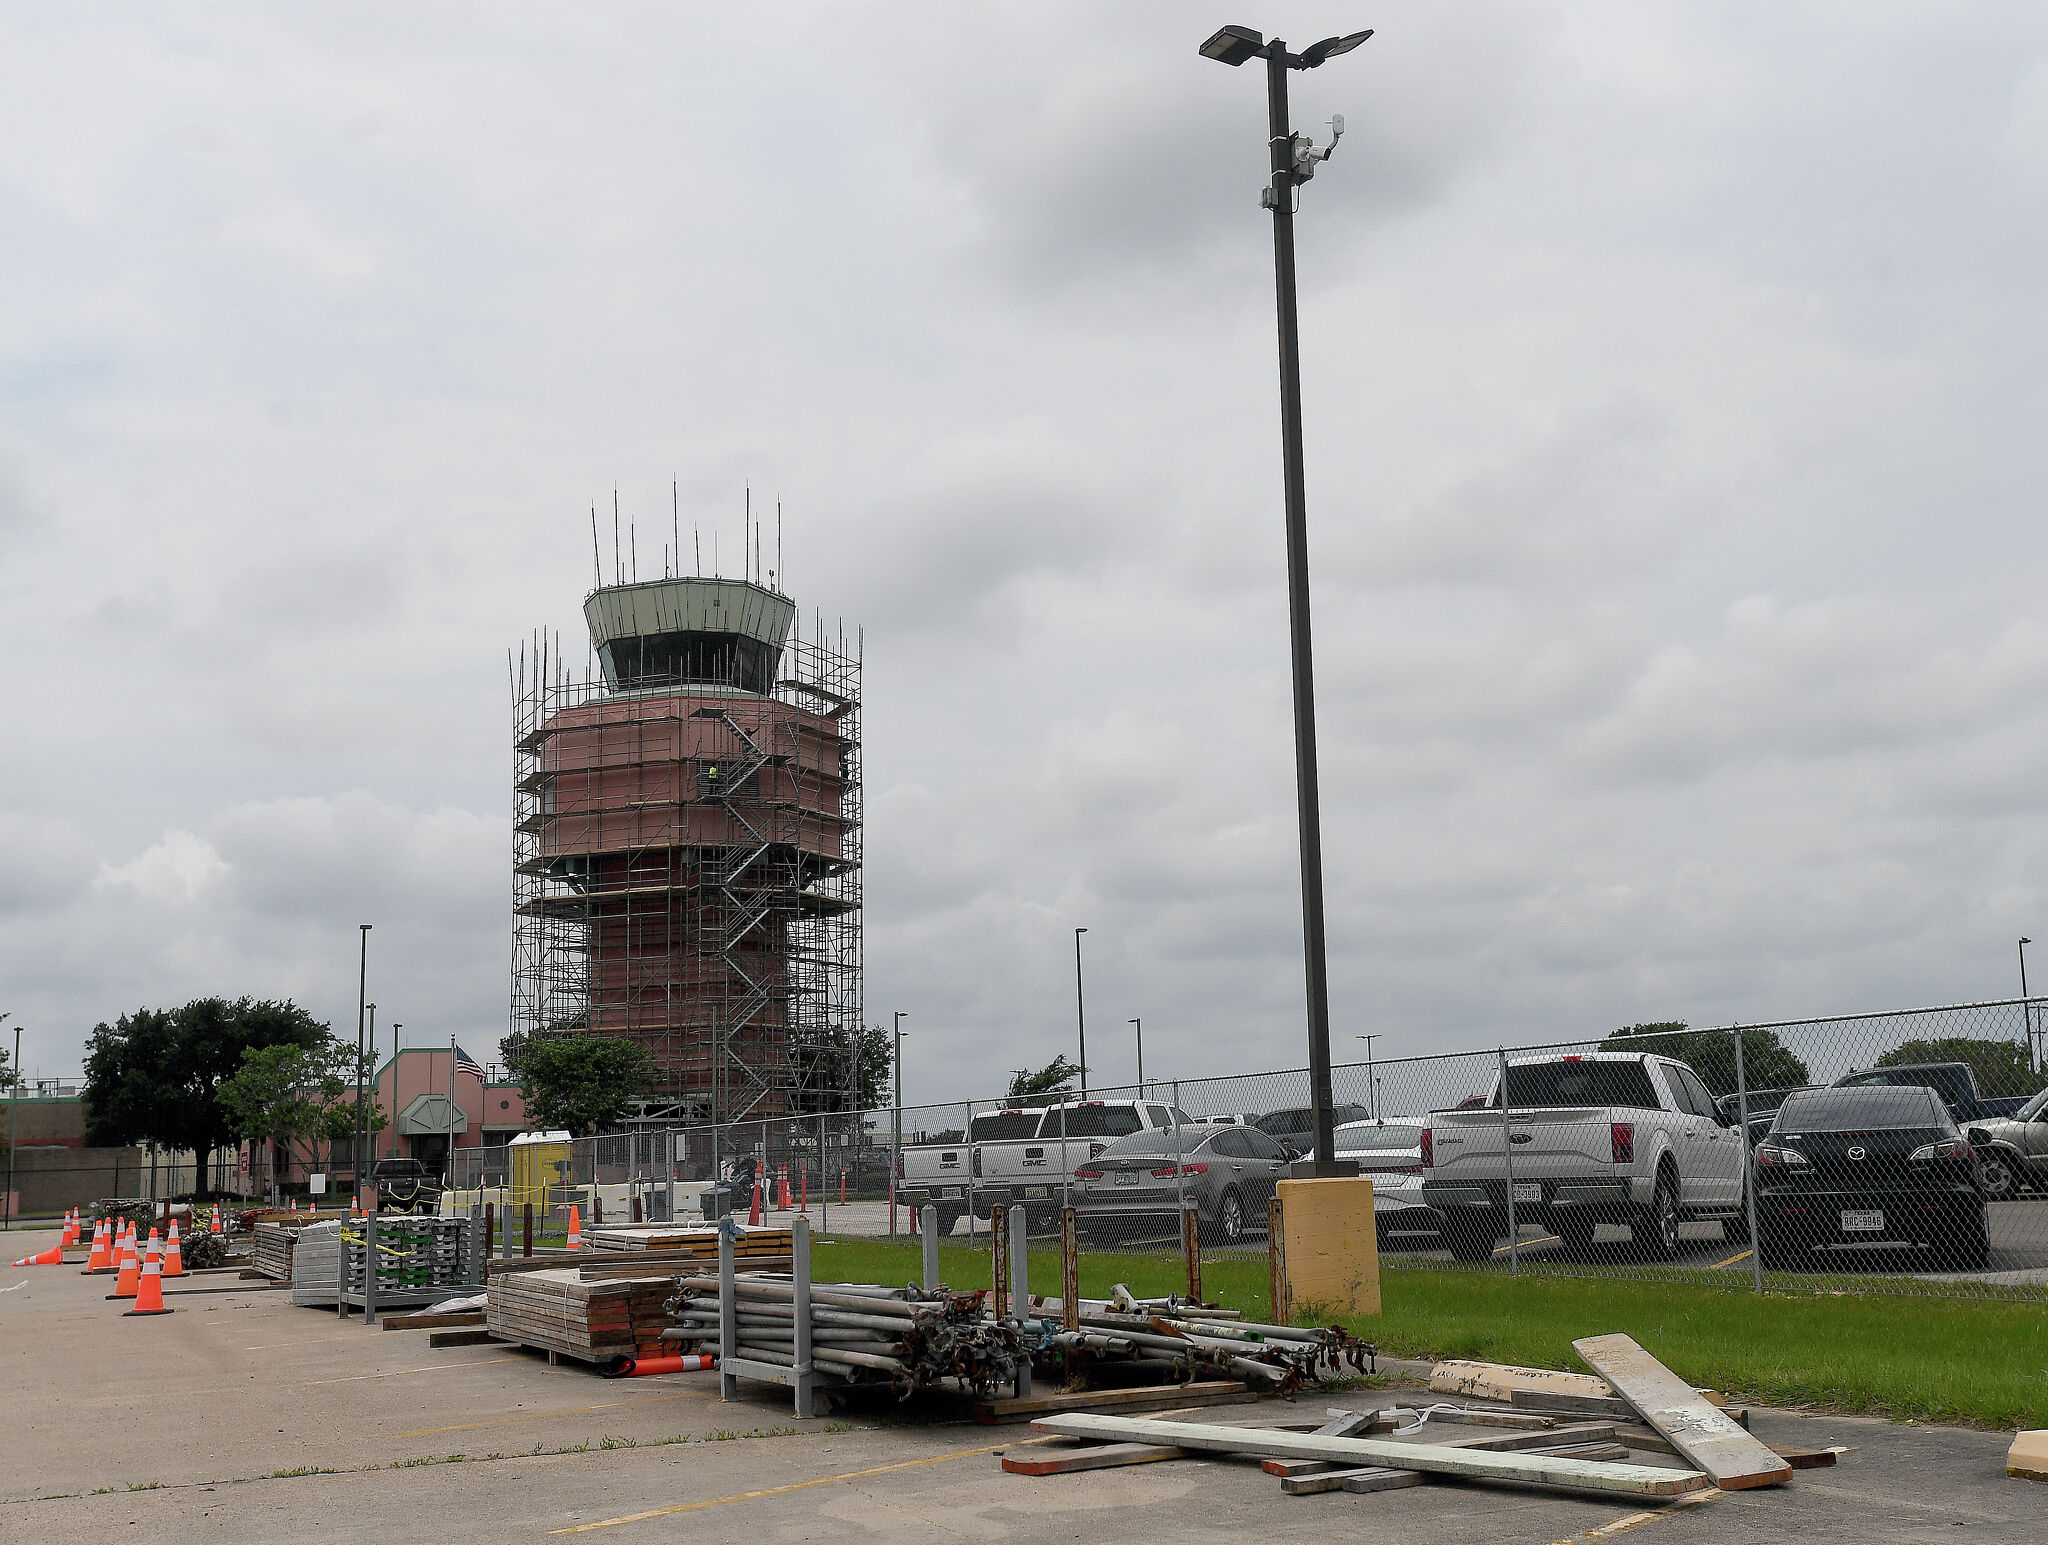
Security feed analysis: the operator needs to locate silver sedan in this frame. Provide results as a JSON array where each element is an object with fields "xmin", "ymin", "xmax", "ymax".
[{"xmin": 1071, "ymin": 1125, "xmax": 1292, "ymax": 1247}]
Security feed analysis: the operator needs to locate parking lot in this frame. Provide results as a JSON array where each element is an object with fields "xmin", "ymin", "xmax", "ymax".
[{"xmin": 2, "ymin": 1221, "xmax": 2040, "ymax": 1545}]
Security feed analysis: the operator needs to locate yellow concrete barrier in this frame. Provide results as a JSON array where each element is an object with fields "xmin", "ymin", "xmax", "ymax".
[{"xmin": 1276, "ymin": 1176, "xmax": 1380, "ymax": 1321}]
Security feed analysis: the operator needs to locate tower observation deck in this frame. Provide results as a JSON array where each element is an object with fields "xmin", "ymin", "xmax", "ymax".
[{"xmin": 511, "ymin": 574, "xmax": 862, "ymax": 1126}]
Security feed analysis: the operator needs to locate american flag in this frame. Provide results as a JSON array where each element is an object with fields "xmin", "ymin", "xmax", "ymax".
[{"xmin": 454, "ymin": 1043, "xmax": 487, "ymax": 1083}]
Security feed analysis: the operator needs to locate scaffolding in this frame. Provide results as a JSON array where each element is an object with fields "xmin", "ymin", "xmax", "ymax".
[{"xmin": 510, "ymin": 593, "xmax": 862, "ymax": 1128}]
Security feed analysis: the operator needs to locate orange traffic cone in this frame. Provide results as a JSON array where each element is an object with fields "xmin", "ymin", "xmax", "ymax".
[
  {"xmin": 776, "ymin": 1164, "xmax": 790, "ymax": 1211},
  {"xmin": 125, "ymin": 1246, "xmax": 172, "ymax": 1317},
  {"xmin": 747, "ymin": 1179, "xmax": 763, "ymax": 1227},
  {"xmin": 60, "ymin": 1210, "xmax": 78, "ymax": 1248},
  {"xmin": 290, "ymin": 1198, "xmax": 298, "ymax": 1214},
  {"xmin": 108, "ymin": 1232, "xmax": 142, "ymax": 1300},
  {"xmin": 209, "ymin": 1207, "xmax": 223, "ymax": 1235},
  {"xmin": 565, "ymin": 1205, "xmax": 582, "ymax": 1251},
  {"xmin": 163, "ymin": 1220, "xmax": 185, "ymax": 1278},
  {"xmin": 82, "ymin": 1219, "xmax": 111, "ymax": 1274},
  {"xmin": 10, "ymin": 1243, "xmax": 63, "ymax": 1266}
]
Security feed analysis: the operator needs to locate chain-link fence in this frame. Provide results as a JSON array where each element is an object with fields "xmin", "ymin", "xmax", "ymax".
[{"xmin": 446, "ymin": 997, "xmax": 2048, "ymax": 1302}]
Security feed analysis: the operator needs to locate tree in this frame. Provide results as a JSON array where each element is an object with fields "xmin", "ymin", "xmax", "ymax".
[
  {"xmin": 500, "ymin": 1032, "xmax": 659, "ymax": 1136},
  {"xmin": 1007, "ymin": 1054, "xmax": 1082, "ymax": 1106},
  {"xmin": 793, "ymin": 1024, "xmax": 893, "ymax": 1113},
  {"xmin": 1875, "ymin": 1038, "xmax": 2044, "ymax": 1099},
  {"xmin": 1604, "ymin": 1022, "xmax": 1810, "ymax": 1098},
  {"xmin": 217, "ymin": 1037, "xmax": 382, "ymax": 1197},
  {"xmin": 84, "ymin": 998, "xmax": 329, "ymax": 1199}
]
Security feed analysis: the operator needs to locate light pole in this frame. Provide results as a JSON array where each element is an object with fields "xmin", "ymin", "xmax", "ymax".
[
  {"xmin": 6, "ymin": 1021, "xmax": 19, "ymax": 1234},
  {"xmin": 354, "ymin": 924, "xmax": 371, "ymax": 1208},
  {"xmin": 1074, "ymin": 928, "xmax": 1090, "ymax": 1098},
  {"xmin": 1200, "ymin": 22, "xmax": 1371, "ymax": 1178},
  {"xmin": 1356, "ymin": 1034, "xmax": 1379, "ymax": 1121},
  {"xmin": 892, "ymin": 1011, "xmax": 907, "ymax": 1233},
  {"xmin": 366, "ymin": 1004, "xmax": 377, "ymax": 1165},
  {"xmin": 2023, "ymin": 938, "xmax": 2035, "ymax": 1072},
  {"xmin": 1129, "ymin": 1018, "xmax": 1144, "ymax": 1095}
]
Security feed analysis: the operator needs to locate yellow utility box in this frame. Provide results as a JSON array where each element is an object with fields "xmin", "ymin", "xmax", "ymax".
[
  {"xmin": 1276, "ymin": 1176, "xmax": 1381, "ymax": 1322},
  {"xmin": 508, "ymin": 1130, "xmax": 572, "ymax": 1213}
]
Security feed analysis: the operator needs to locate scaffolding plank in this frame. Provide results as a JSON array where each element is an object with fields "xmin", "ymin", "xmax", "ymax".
[
  {"xmin": 1027, "ymin": 1415, "xmax": 1707, "ymax": 1498},
  {"xmin": 1572, "ymin": 1335, "xmax": 1791, "ymax": 1491}
]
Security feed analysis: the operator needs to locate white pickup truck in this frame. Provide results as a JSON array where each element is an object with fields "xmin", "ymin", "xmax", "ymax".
[
  {"xmin": 1418, "ymin": 1051, "xmax": 1749, "ymax": 1261},
  {"xmin": 897, "ymin": 1098, "xmax": 1191, "ymax": 1231}
]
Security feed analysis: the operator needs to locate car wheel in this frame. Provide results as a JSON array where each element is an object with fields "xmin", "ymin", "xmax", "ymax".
[
  {"xmin": 1976, "ymin": 1152, "xmax": 2018, "ymax": 1202},
  {"xmin": 1205, "ymin": 1188, "xmax": 1246, "ymax": 1247},
  {"xmin": 1444, "ymin": 1215, "xmax": 1497, "ymax": 1263},
  {"xmin": 934, "ymin": 1206, "xmax": 963, "ymax": 1237},
  {"xmin": 1635, "ymin": 1176, "xmax": 1681, "ymax": 1262}
]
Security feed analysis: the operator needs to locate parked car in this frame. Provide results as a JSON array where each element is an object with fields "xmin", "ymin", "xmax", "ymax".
[
  {"xmin": 1754, "ymin": 1085, "xmax": 1988, "ymax": 1271},
  {"xmin": 1949, "ymin": 1084, "xmax": 2048, "ymax": 1201},
  {"xmin": 1418, "ymin": 1051, "xmax": 1749, "ymax": 1262},
  {"xmin": 1251, "ymin": 1103, "xmax": 1373, "ymax": 1159},
  {"xmin": 1831, "ymin": 1062, "xmax": 2033, "ymax": 1125},
  {"xmin": 370, "ymin": 1157, "xmax": 441, "ymax": 1216},
  {"xmin": 1713, "ymin": 1086, "xmax": 1818, "ymax": 1126},
  {"xmin": 898, "ymin": 1098, "xmax": 1192, "ymax": 1231},
  {"xmin": 1332, "ymin": 1117, "xmax": 1440, "ymax": 1244},
  {"xmin": 1072, "ymin": 1124, "xmax": 1291, "ymax": 1247}
]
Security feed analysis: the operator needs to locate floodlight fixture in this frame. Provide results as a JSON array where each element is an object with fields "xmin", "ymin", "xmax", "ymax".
[
  {"xmin": 1199, "ymin": 25, "xmax": 1265, "ymax": 66},
  {"xmin": 1298, "ymin": 29, "xmax": 1373, "ymax": 68}
]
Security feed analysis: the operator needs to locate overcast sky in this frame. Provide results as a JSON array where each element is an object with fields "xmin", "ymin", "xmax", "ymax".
[{"xmin": 4, "ymin": 4, "xmax": 2047, "ymax": 1107}]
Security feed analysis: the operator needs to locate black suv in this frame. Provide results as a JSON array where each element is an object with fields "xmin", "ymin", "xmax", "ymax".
[
  {"xmin": 1754, "ymin": 1085, "xmax": 1988, "ymax": 1271},
  {"xmin": 369, "ymin": 1158, "xmax": 442, "ymax": 1216}
]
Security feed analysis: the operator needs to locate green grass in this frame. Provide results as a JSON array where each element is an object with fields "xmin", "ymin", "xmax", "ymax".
[{"xmin": 815, "ymin": 1235, "xmax": 2048, "ymax": 1431}]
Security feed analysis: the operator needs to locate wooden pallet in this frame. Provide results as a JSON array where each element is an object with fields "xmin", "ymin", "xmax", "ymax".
[{"xmin": 485, "ymin": 1267, "xmax": 672, "ymax": 1364}]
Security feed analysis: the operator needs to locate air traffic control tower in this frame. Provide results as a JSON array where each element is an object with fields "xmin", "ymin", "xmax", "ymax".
[{"xmin": 510, "ymin": 574, "xmax": 862, "ymax": 1126}]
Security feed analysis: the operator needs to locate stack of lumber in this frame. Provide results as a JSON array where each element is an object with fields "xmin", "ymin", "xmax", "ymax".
[
  {"xmin": 583, "ymin": 1223, "xmax": 791, "ymax": 1260},
  {"xmin": 253, "ymin": 1223, "xmax": 301, "ymax": 1281},
  {"xmin": 1001, "ymin": 1339, "xmax": 1821, "ymax": 1505},
  {"xmin": 488, "ymin": 1267, "xmax": 672, "ymax": 1363},
  {"xmin": 289, "ymin": 1221, "xmax": 345, "ymax": 1306}
]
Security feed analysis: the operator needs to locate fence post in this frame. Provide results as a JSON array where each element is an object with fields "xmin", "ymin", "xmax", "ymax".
[
  {"xmin": 363, "ymin": 1208, "xmax": 379, "ymax": 1326},
  {"xmin": 1059, "ymin": 1205, "xmax": 1079, "ymax": 1333},
  {"xmin": 818, "ymin": 1114, "xmax": 829, "ymax": 1234},
  {"xmin": 666, "ymin": 1125, "xmax": 677, "ymax": 1226},
  {"xmin": 1171, "ymin": 1091, "xmax": 1187, "ymax": 1265},
  {"xmin": 921, "ymin": 1205, "xmax": 939, "ymax": 1290},
  {"xmin": 522, "ymin": 1202, "xmax": 533, "ymax": 1258},
  {"xmin": 990, "ymin": 1202, "xmax": 1008, "ymax": 1321},
  {"xmin": 1498, "ymin": 1049, "xmax": 1519, "ymax": 1275},
  {"xmin": 1008, "ymin": 1204, "xmax": 1030, "ymax": 1321},
  {"xmin": 1182, "ymin": 1203, "xmax": 1202, "ymax": 1304},
  {"xmin": 1268, "ymin": 1193, "xmax": 1288, "ymax": 1325},
  {"xmin": 1734, "ymin": 1027, "xmax": 1764, "ymax": 1294}
]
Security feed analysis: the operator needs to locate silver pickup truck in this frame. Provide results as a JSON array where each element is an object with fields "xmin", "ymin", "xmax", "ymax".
[
  {"xmin": 1419, "ymin": 1051, "xmax": 1749, "ymax": 1262},
  {"xmin": 897, "ymin": 1099, "xmax": 1191, "ymax": 1230}
]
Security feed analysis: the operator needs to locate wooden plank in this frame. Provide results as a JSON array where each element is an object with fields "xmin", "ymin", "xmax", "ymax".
[
  {"xmin": 428, "ymin": 1328, "xmax": 503, "ymax": 1349},
  {"xmin": 1573, "ymin": 1334, "xmax": 1791, "ymax": 1492},
  {"xmin": 1283, "ymin": 1465, "xmax": 1428, "ymax": 1496},
  {"xmin": 975, "ymin": 1380, "xmax": 1247, "ymax": 1424},
  {"xmin": 1001, "ymin": 1441, "xmax": 1187, "ymax": 1475},
  {"xmin": 1311, "ymin": 1410, "xmax": 1379, "ymax": 1438},
  {"xmin": 1511, "ymin": 1388, "xmax": 1747, "ymax": 1426},
  {"xmin": 1263, "ymin": 1458, "xmax": 1335, "ymax": 1478},
  {"xmin": 1030, "ymin": 1414, "xmax": 1707, "ymax": 1498},
  {"xmin": 1433, "ymin": 1360, "xmax": 1614, "ymax": 1404},
  {"xmin": 1614, "ymin": 1425, "xmax": 1835, "ymax": 1469},
  {"xmin": 381, "ymin": 1311, "xmax": 487, "ymax": 1331}
]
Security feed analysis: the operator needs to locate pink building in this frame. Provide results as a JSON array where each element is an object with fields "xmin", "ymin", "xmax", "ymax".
[{"xmin": 364, "ymin": 1047, "xmax": 529, "ymax": 1176}]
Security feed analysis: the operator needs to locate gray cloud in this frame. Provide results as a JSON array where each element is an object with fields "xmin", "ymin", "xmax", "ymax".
[{"xmin": 4, "ymin": 5, "xmax": 2048, "ymax": 1107}]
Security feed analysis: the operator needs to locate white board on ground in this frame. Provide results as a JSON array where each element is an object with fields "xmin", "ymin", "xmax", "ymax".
[{"xmin": 1572, "ymin": 1334, "xmax": 1792, "ymax": 1491}]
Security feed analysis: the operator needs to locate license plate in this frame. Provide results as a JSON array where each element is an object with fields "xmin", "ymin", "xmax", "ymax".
[
  {"xmin": 1024, "ymin": 1187, "xmax": 1048, "ymax": 1199},
  {"xmin": 940, "ymin": 1188, "xmax": 961, "ymax": 1200},
  {"xmin": 1511, "ymin": 1182, "xmax": 1542, "ymax": 1204},
  {"xmin": 1841, "ymin": 1209, "xmax": 1884, "ymax": 1233},
  {"xmin": 1113, "ymin": 1171, "xmax": 1140, "ymax": 1187}
]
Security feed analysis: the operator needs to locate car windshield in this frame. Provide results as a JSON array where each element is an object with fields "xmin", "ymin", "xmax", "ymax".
[
  {"xmin": 1094, "ymin": 1131, "xmax": 1211, "ymax": 1161},
  {"xmin": 1335, "ymin": 1123, "xmax": 1422, "ymax": 1150},
  {"xmin": 1775, "ymin": 1087, "xmax": 1941, "ymax": 1132},
  {"xmin": 1039, "ymin": 1105, "xmax": 1143, "ymax": 1139},
  {"xmin": 1496, "ymin": 1060, "xmax": 1661, "ymax": 1111},
  {"xmin": 970, "ymin": 1112, "xmax": 1042, "ymax": 1142}
]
